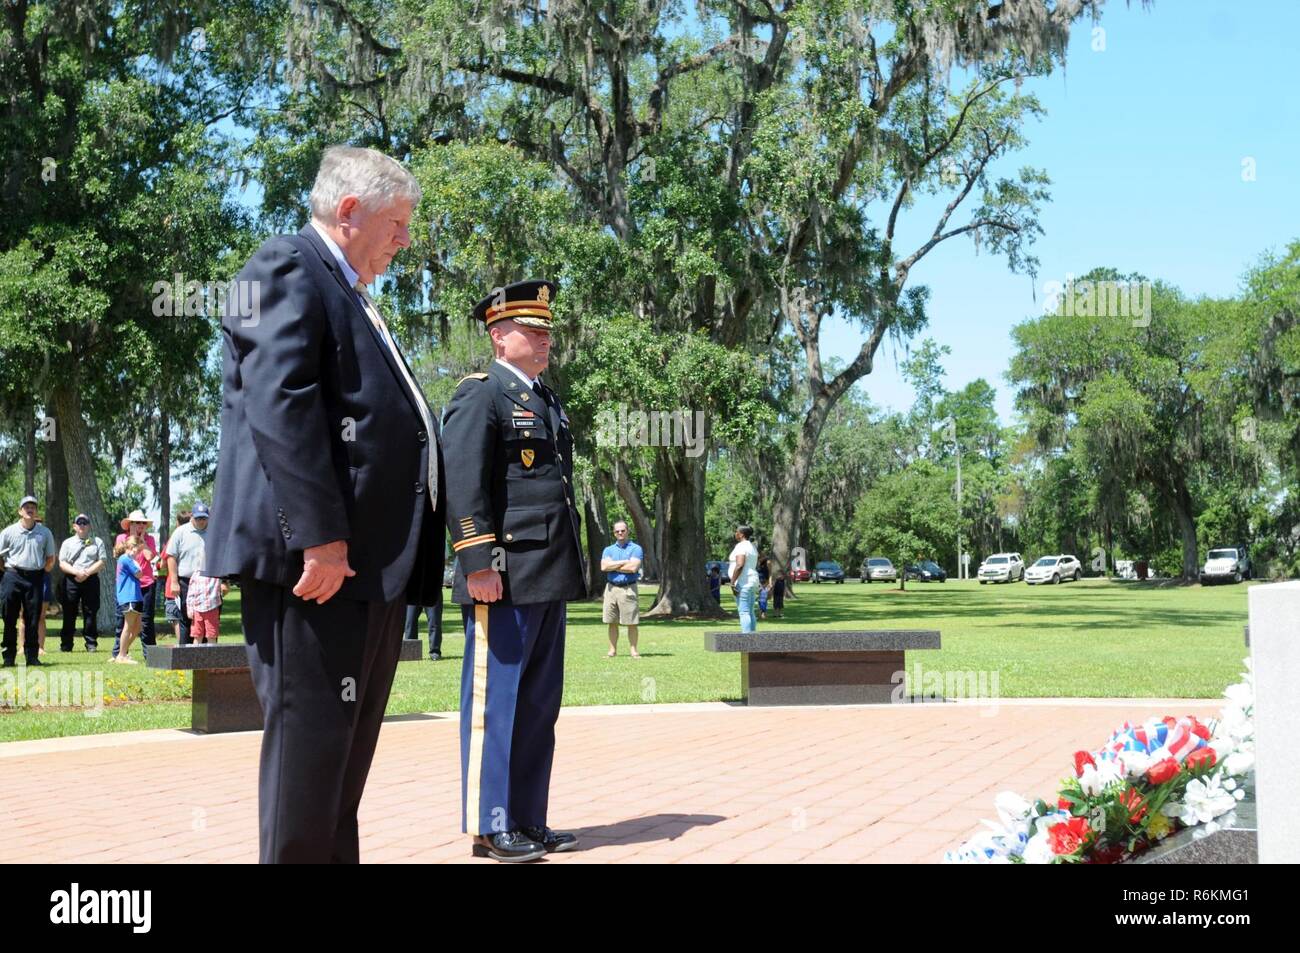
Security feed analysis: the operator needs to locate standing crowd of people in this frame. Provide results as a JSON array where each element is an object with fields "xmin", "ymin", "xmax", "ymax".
[{"xmin": 0, "ymin": 496, "xmax": 227, "ymax": 665}]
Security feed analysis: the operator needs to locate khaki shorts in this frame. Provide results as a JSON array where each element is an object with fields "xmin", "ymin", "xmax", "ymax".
[{"xmin": 602, "ymin": 583, "xmax": 639, "ymax": 625}]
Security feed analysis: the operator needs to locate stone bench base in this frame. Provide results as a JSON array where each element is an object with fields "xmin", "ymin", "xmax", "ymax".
[
  {"xmin": 706, "ymin": 631, "xmax": 940, "ymax": 706},
  {"xmin": 148, "ymin": 639, "xmax": 426, "ymax": 733}
]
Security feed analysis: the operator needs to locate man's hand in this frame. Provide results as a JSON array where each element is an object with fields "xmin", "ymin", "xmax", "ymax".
[
  {"xmin": 466, "ymin": 568, "xmax": 503, "ymax": 603},
  {"xmin": 293, "ymin": 539, "xmax": 356, "ymax": 604}
]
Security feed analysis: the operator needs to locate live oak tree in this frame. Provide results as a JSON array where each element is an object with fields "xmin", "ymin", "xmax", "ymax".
[
  {"xmin": 1008, "ymin": 269, "xmax": 1254, "ymax": 580},
  {"xmin": 0, "ymin": 1, "xmax": 254, "ymax": 629},
  {"xmin": 262, "ymin": 0, "xmax": 1115, "ymax": 614}
]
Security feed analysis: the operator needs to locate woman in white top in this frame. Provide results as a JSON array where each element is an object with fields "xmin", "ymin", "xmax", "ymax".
[{"xmin": 727, "ymin": 524, "xmax": 760, "ymax": 633}]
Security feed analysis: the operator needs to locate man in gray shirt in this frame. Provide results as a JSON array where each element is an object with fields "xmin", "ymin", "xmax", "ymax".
[
  {"xmin": 1, "ymin": 495, "xmax": 56, "ymax": 667},
  {"xmin": 166, "ymin": 501, "xmax": 208, "ymax": 645},
  {"xmin": 58, "ymin": 514, "xmax": 107, "ymax": 652}
]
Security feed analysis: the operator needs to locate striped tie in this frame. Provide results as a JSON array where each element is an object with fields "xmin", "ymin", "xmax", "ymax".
[{"xmin": 354, "ymin": 281, "xmax": 438, "ymax": 509}]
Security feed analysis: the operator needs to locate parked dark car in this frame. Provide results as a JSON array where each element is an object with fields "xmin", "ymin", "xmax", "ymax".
[
  {"xmin": 813, "ymin": 561, "xmax": 846, "ymax": 583},
  {"xmin": 705, "ymin": 560, "xmax": 728, "ymax": 576},
  {"xmin": 904, "ymin": 560, "xmax": 948, "ymax": 583},
  {"xmin": 788, "ymin": 566, "xmax": 812, "ymax": 582}
]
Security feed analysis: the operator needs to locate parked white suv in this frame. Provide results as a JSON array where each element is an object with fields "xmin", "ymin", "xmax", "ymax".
[
  {"xmin": 1025, "ymin": 554, "xmax": 1082, "ymax": 585},
  {"xmin": 978, "ymin": 552, "xmax": 1024, "ymax": 584},
  {"xmin": 1200, "ymin": 548, "xmax": 1251, "ymax": 585}
]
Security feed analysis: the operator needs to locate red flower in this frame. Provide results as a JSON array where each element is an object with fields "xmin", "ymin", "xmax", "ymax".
[
  {"xmin": 1118, "ymin": 786, "xmax": 1148, "ymax": 823},
  {"xmin": 1146, "ymin": 758, "xmax": 1180, "ymax": 785},
  {"xmin": 1058, "ymin": 797, "xmax": 1073, "ymax": 811},
  {"xmin": 1185, "ymin": 747, "xmax": 1217, "ymax": 770},
  {"xmin": 1074, "ymin": 750, "xmax": 1096, "ymax": 776},
  {"xmin": 1049, "ymin": 817, "xmax": 1092, "ymax": 855}
]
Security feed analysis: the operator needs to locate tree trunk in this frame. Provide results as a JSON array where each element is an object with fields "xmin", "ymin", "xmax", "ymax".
[
  {"xmin": 50, "ymin": 380, "xmax": 116, "ymax": 634},
  {"xmin": 1171, "ymin": 479, "xmax": 1199, "ymax": 581},
  {"xmin": 24, "ymin": 413, "xmax": 37, "ymax": 496},
  {"xmin": 770, "ymin": 388, "xmax": 837, "ymax": 577},
  {"xmin": 158, "ymin": 407, "xmax": 171, "ymax": 542},
  {"xmin": 644, "ymin": 451, "xmax": 724, "ymax": 617},
  {"xmin": 44, "ymin": 423, "xmax": 69, "ymax": 596},
  {"xmin": 611, "ymin": 458, "xmax": 659, "ymax": 580},
  {"xmin": 654, "ymin": 490, "xmax": 665, "ymax": 579},
  {"xmin": 582, "ymin": 471, "xmax": 609, "ymax": 597}
]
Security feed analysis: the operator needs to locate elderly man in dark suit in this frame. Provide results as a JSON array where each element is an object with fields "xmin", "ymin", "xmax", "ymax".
[{"xmin": 206, "ymin": 145, "xmax": 446, "ymax": 864}]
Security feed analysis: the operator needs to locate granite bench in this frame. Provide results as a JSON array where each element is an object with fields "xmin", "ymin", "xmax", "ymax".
[
  {"xmin": 146, "ymin": 641, "xmax": 425, "ymax": 733},
  {"xmin": 705, "ymin": 630, "xmax": 941, "ymax": 706}
]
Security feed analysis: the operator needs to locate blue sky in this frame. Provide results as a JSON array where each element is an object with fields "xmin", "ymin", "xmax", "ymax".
[{"xmin": 824, "ymin": 0, "xmax": 1300, "ymax": 422}]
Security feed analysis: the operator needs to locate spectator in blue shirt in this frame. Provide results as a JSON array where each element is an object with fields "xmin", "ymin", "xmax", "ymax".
[
  {"xmin": 600, "ymin": 521, "xmax": 643, "ymax": 658},
  {"xmin": 113, "ymin": 536, "xmax": 144, "ymax": 664}
]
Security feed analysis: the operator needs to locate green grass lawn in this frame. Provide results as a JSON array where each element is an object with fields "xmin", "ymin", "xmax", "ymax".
[{"xmin": 0, "ymin": 577, "xmax": 1253, "ymax": 742}]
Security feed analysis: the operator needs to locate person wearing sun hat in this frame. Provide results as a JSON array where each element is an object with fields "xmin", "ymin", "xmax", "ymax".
[
  {"xmin": 441, "ymin": 279, "xmax": 588, "ymax": 862},
  {"xmin": 0, "ymin": 495, "xmax": 56, "ymax": 667},
  {"xmin": 111, "ymin": 509, "xmax": 159, "ymax": 658}
]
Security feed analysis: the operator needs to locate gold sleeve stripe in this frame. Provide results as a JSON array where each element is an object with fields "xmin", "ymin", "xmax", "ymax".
[{"xmin": 452, "ymin": 534, "xmax": 496, "ymax": 552}]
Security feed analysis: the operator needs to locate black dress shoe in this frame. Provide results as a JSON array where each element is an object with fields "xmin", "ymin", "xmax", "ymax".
[
  {"xmin": 520, "ymin": 826, "xmax": 579, "ymax": 853},
  {"xmin": 429, "ymin": 652, "xmax": 441, "ymax": 662},
  {"xmin": 470, "ymin": 831, "xmax": 545, "ymax": 862},
  {"xmin": 26, "ymin": 658, "xmax": 47, "ymax": 667}
]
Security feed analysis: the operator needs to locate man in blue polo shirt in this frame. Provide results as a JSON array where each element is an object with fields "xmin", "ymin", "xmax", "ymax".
[{"xmin": 600, "ymin": 521, "xmax": 643, "ymax": 658}]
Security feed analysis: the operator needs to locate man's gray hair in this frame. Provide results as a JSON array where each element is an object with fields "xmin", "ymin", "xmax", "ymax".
[{"xmin": 309, "ymin": 145, "xmax": 421, "ymax": 222}]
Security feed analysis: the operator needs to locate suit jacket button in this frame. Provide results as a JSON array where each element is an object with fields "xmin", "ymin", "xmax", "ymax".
[
  {"xmin": 505, "ymin": 533, "xmax": 514, "ymax": 542},
  {"xmin": 524, "ymin": 430, "xmax": 531, "ymax": 437},
  {"xmin": 417, "ymin": 430, "xmax": 428, "ymax": 443},
  {"xmin": 414, "ymin": 481, "xmax": 424, "ymax": 494}
]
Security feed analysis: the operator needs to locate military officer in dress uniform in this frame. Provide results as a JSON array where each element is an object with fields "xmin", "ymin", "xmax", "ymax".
[{"xmin": 442, "ymin": 279, "xmax": 589, "ymax": 863}]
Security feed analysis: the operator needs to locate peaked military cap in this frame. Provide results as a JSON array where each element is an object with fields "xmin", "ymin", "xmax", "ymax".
[{"xmin": 472, "ymin": 279, "xmax": 558, "ymax": 329}]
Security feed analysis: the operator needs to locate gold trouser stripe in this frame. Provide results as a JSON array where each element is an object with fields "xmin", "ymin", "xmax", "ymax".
[{"xmin": 465, "ymin": 604, "xmax": 490, "ymax": 836}]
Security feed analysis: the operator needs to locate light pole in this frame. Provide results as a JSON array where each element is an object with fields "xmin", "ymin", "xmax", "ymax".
[{"xmin": 936, "ymin": 417, "xmax": 963, "ymax": 579}]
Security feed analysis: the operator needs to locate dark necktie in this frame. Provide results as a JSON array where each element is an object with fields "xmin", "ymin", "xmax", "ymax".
[{"xmin": 531, "ymin": 382, "xmax": 560, "ymax": 432}]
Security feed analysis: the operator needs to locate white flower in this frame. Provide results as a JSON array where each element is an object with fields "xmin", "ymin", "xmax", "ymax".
[
  {"xmin": 1171, "ymin": 776, "xmax": 1239, "ymax": 827},
  {"xmin": 994, "ymin": 791, "xmax": 1033, "ymax": 826},
  {"xmin": 1223, "ymin": 681, "xmax": 1253, "ymax": 708},
  {"xmin": 1079, "ymin": 758, "xmax": 1125, "ymax": 796},
  {"xmin": 1223, "ymin": 750, "xmax": 1255, "ymax": 777},
  {"xmin": 1117, "ymin": 750, "xmax": 1151, "ymax": 778},
  {"xmin": 1022, "ymin": 830, "xmax": 1056, "ymax": 864}
]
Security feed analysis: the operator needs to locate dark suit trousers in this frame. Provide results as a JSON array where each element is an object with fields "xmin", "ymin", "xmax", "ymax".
[{"xmin": 242, "ymin": 577, "xmax": 405, "ymax": 863}]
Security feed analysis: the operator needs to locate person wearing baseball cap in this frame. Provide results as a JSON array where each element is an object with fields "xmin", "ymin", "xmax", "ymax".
[
  {"xmin": 166, "ymin": 501, "xmax": 209, "ymax": 645},
  {"xmin": 1, "ymin": 495, "xmax": 56, "ymax": 666},
  {"xmin": 58, "ymin": 514, "xmax": 107, "ymax": 652}
]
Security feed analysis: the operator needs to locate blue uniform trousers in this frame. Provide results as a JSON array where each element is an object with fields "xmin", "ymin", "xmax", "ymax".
[{"xmin": 459, "ymin": 600, "xmax": 566, "ymax": 835}]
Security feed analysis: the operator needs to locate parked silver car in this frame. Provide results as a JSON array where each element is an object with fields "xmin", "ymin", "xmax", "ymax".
[{"xmin": 859, "ymin": 557, "xmax": 897, "ymax": 583}]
